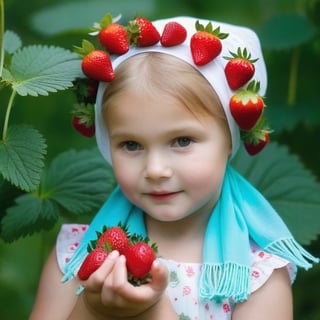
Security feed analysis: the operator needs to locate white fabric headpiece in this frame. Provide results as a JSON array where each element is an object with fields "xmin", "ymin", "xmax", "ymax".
[{"xmin": 95, "ymin": 16, "xmax": 267, "ymax": 163}]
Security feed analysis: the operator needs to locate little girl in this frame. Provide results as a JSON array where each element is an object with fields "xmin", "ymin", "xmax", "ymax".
[{"xmin": 30, "ymin": 16, "xmax": 318, "ymax": 320}]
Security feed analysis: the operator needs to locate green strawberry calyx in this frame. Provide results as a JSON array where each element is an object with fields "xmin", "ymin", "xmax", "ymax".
[
  {"xmin": 129, "ymin": 234, "xmax": 158, "ymax": 253},
  {"xmin": 71, "ymin": 103, "xmax": 94, "ymax": 127},
  {"xmin": 126, "ymin": 19, "xmax": 143, "ymax": 45},
  {"xmin": 240, "ymin": 116, "xmax": 272, "ymax": 146},
  {"xmin": 73, "ymin": 39, "xmax": 96, "ymax": 58},
  {"xmin": 223, "ymin": 47, "xmax": 259, "ymax": 63},
  {"xmin": 195, "ymin": 20, "xmax": 229, "ymax": 39},
  {"xmin": 232, "ymin": 80, "xmax": 264, "ymax": 105},
  {"xmin": 89, "ymin": 13, "xmax": 122, "ymax": 35}
]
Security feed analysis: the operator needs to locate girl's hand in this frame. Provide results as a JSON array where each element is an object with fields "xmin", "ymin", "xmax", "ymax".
[{"xmin": 80, "ymin": 250, "xmax": 169, "ymax": 319}]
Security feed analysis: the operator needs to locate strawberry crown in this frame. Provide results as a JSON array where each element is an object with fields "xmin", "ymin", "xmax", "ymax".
[
  {"xmin": 126, "ymin": 20, "xmax": 141, "ymax": 45},
  {"xmin": 73, "ymin": 14, "xmax": 270, "ymax": 156},
  {"xmin": 224, "ymin": 47, "xmax": 259, "ymax": 63},
  {"xmin": 73, "ymin": 39, "xmax": 96, "ymax": 57},
  {"xmin": 240, "ymin": 116, "xmax": 272, "ymax": 145},
  {"xmin": 246, "ymin": 80, "xmax": 261, "ymax": 93},
  {"xmin": 195, "ymin": 20, "xmax": 229, "ymax": 39}
]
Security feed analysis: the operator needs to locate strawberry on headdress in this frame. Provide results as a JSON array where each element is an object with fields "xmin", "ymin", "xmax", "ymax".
[
  {"xmin": 190, "ymin": 20, "xmax": 229, "ymax": 66},
  {"xmin": 224, "ymin": 47, "xmax": 258, "ymax": 90}
]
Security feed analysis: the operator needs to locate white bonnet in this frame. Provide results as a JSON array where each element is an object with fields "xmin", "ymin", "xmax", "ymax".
[{"xmin": 95, "ymin": 16, "xmax": 267, "ymax": 164}]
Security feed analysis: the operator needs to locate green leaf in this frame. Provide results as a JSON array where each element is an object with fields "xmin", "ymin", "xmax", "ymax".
[
  {"xmin": 3, "ymin": 30, "xmax": 22, "ymax": 54},
  {"xmin": 1, "ymin": 45, "xmax": 82, "ymax": 96},
  {"xmin": 264, "ymin": 101, "xmax": 320, "ymax": 134},
  {"xmin": 1, "ymin": 194, "xmax": 59, "ymax": 242},
  {"xmin": 259, "ymin": 14, "xmax": 317, "ymax": 50},
  {"xmin": 0, "ymin": 177, "xmax": 24, "ymax": 223},
  {"xmin": 42, "ymin": 148, "xmax": 115, "ymax": 214},
  {"xmin": 30, "ymin": 0, "xmax": 157, "ymax": 36},
  {"xmin": 232, "ymin": 142, "xmax": 320, "ymax": 245},
  {"xmin": 1, "ymin": 148, "xmax": 115, "ymax": 242},
  {"xmin": 0, "ymin": 125, "xmax": 47, "ymax": 192}
]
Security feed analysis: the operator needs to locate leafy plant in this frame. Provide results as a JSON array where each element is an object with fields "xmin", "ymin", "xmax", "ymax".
[
  {"xmin": 232, "ymin": 143, "xmax": 320, "ymax": 245},
  {"xmin": 1, "ymin": 148, "xmax": 116, "ymax": 242},
  {"xmin": 0, "ymin": 31, "xmax": 82, "ymax": 192},
  {"xmin": 0, "ymin": 0, "xmax": 116, "ymax": 242},
  {"xmin": 258, "ymin": 10, "xmax": 320, "ymax": 132}
]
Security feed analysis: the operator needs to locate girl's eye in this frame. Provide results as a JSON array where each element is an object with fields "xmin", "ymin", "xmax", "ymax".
[
  {"xmin": 173, "ymin": 137, "xmax": 192, "ymax": 148},
  {"xmin": 122, "ymin": 141, "xmax": 142, "ymax": 151}
]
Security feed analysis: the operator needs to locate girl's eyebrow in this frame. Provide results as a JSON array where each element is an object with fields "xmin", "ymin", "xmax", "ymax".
[{"xmin": 109, "ymin": 123, "xmax": 206, "ymax": 139}]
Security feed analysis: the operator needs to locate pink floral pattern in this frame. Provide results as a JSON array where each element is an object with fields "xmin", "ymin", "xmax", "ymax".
[
  {"xmin": 56, "ymin": 224, "xmax": 88, "ymax": 268},
  {"xmin": 56, "ymin": 224, "xmax": 296, "ymax": 320}
]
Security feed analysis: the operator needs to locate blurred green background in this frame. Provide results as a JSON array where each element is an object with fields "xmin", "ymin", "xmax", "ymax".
[{"xmin": 1, "ymin": 0, "xmax": 320, "ymax": 319}]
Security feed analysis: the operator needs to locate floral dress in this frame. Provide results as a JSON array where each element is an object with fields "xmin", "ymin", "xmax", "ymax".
[{"xmin": 56, "ymin": 224, "xmax": 296, "ymax": 320}]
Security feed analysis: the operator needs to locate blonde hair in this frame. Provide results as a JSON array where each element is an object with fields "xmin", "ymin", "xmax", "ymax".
[{"xmin": 102, "ymin": 52, "xmax": 231, "ymax": 143}]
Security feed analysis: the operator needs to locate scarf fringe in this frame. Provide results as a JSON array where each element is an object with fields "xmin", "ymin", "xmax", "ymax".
[
  {"xmin": 265, "ymin": 238, "xmax": 319, "ymax": 270},
  {"xmin": 199, "ymin": 262, "xmax": 251, "ymax": 303}
]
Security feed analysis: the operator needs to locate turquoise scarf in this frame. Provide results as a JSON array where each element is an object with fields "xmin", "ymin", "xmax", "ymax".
[{"xmin": 62, "ymin": 165, "xmax": 318, "ymax": 302}]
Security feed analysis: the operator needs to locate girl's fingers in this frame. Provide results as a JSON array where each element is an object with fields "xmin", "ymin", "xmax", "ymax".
[
  {"xmin": 104, "ymin": 254, "xmax": 129, "ymax": 290},
  {"xmin": 84, "ymin": 250, "xmax": 120, "ymax": 291},
  {"xmin": 149, "ymin": 259, "xmax": 169, "ymax": 292},
  {"xmin": 84, "ymin": 253, "xmax": 168, "ymax": 305}
]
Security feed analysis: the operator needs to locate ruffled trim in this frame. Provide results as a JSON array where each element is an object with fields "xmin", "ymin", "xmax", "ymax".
[{"xmin": 56, "ymin": 224, "xmax": 88, "ymax": 276}]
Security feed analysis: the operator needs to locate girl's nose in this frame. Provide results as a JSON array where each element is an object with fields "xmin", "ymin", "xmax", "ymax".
[{"xmin": 144, "ymin": 151, "xmax": 173, "ymax": 180}]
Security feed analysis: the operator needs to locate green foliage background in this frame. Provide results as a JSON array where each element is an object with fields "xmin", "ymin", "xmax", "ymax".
[{"xmin": 1, "ymin": 0, "xmax": 320, "ymax": 319}]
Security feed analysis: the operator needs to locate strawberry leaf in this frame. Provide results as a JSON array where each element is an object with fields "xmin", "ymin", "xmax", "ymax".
[
  {"xmin": 41, "ymin": 148, "xmax": 115, "ymax": 214},
  {"xmin": 232, "ymin": 142, "xmax": 320, "ymax": 245},
  {"xmin": 1, "ymin": 194, "xmax": 59, "ymax": 242},
  {"xmin": 259, "ymin": 14, "xmax": 317, "ymax": 50},
  {"xmin": 1, "ymin": 45, "xmax": 82, "ymax": 96},
  {"xmin": 1, "ymin": 148, "xmax": 116, "ymax": 242},
  {"xmin": 0, "ymin": 125, "xmax": 47, "ymax": 192},
  {"xmin": 3, "ymin": 30, "xmax": 22, "ymax": 54}
]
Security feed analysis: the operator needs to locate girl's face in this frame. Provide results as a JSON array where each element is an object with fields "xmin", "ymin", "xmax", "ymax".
[{"xmin": 105, "ymin": 89, "xmax": 230, "ymax": 222}]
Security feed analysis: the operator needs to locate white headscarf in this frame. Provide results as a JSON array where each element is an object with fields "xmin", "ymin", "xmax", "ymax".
[{"xmin": 94, "ymin": 16, "xmax": 267, "ymax": 163}]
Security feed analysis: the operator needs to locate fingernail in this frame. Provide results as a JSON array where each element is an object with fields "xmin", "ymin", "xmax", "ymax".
[
  {"xmin": 108, "ymin": 250, "xmax": 119, "ymax": 260},
  {"xmin": 153, "ymin": 259, "xmax": 160, "ymax": 268}
]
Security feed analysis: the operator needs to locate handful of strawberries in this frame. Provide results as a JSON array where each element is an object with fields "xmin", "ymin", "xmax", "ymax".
[{"xmin": 77, "ymin": 224, "xmax": 157, "ymax": 285}]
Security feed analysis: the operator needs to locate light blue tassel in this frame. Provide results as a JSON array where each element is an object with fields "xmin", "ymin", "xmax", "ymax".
[
  {"xmin": 200, "ymin": 263, "xmax": 250, "ymax": 303},
  {"xmin": 265, "ymin": 238, "xmax": 319, "ymax": 270}
]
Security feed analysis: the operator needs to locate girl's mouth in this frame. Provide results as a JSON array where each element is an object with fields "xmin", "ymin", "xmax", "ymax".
[{"xmin": 147, "ymin": 191, "xmax": 181, "ymax": 201}]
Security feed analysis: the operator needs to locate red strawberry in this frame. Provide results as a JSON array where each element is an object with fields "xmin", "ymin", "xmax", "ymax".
[
  {"xmin": 71, "ymin": 103, "xmax": 95, "ymax": 137},
  {"xmin": 81, "ymin": 50, "xmax": 115, "ymax": 82},
  {"xmin": 97, "ymin": 226, "xmax": 130, "ymax": 254},
  {"xmin": 98, "ymin": 23, "xmax": 129, "ymax": 55},
  {"xmin": 244, "ymin": 130, "xmax": 270, "ymax": 155},
  {"xmin": 77, "ymin": 248, "xmax": 108, "ymax": 280},
  {"xmin": 229, "ymin": 81, "xmax": 265, "ymax": 131},
  {"xmin": 74, "ymin": 78, "xmax": 99, "ymax": 104},
  {"xmin": 224, "ymin": 47, "xmax": 258, "ymax": 90},
  {"xmin": 125, "ymin": 238, "xmax": 157, "ymax": 279},
  {"xmin": 190, "ymin": 20, "xmax": 228, "ymax": 66},
  {"xmin": 127, "ymin": 17, "xmax": 160, "ymax": 47},
  {"xmin": 72, "ymin": 116, "xmax": 95, "ymax": 138},
  {"xmin": 160, "ymin": 21, "xmax": 187, "ymax": 47}
]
